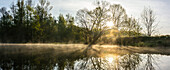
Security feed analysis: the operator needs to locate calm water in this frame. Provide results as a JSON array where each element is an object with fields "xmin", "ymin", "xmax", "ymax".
[{"xmin": 0, "ymin": 45, "xmax": 170, "ymax": 70}]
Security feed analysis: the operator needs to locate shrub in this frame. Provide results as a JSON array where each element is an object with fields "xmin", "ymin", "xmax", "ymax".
[{"xmin": 114, "ymin": 36, "xmax": 170, "ymax": 47}]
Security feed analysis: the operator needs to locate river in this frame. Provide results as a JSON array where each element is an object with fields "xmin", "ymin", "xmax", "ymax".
[{"xmin": 0, "ymin": 44, "xmax": 169, "ymax": 70}]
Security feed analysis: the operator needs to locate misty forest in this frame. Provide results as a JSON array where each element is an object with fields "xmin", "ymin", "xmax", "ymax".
[{"xmin": 0, "ymin": 0, "xmax": 170, "ymax": 70}]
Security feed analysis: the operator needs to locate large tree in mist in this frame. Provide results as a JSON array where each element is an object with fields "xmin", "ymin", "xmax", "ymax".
[{"xmin": 76, "ymin": 1, "xmax": 110, "ymax": 46}]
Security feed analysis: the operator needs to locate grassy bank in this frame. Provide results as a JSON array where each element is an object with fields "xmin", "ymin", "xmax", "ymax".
[{"xmin": 115, "ymin": 35, "xmax": 170, "ymax": 47}]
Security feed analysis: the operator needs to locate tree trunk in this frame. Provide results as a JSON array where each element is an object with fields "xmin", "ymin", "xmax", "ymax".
[{"xmin": 88, "ymin": 31, "xmax": 103, "ymax": 47}]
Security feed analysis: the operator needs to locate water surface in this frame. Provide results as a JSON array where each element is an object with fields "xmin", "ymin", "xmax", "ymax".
[{"xmin": 0, "ymin": 44, "xmax": 170, "ymax": 70}]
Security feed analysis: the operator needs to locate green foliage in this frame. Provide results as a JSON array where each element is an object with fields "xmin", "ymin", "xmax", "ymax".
[
  {"xmin": 57, "ymin": 14, "xmax": 67, "ymax": 41},
  {"xmin": 0, "ymin": 0, "xmax": 84, "ymax": 43}
]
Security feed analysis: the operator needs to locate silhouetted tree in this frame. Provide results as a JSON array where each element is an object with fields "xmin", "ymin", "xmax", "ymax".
[
  {"xmin": 0, "ymin": 7, "xmax": 12, "ymax": 42},
  {"xmin": 76, "ymin": 1, "xmax": 110, "ymax": 46},
  {"xmin": 57, "ymin": 14, "xmax": 67, "ymax": 42},
  {"xmin": 141, "ymin": 7, "xmax": 158, "ymax": 36},
  {"xmin": 123, "ymin": 17, "xmax": 142, "ymax": 37},
  {"xmin": 110, "ymin": 4, "xmax": 127, "ymax": 37}
]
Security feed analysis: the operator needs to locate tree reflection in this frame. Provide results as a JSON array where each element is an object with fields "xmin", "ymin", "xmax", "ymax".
[
  {"xmin": 119, "ymin": 53, "xmax": 142, "ymax": 70},
  {"xmin": 144, "ymin": 54, "xmax": 157, "ymax": 70},
  {"xmin": 74, "ymin": 53, "xmax": 143, "ymax": 70},
  {"xmin": 0, "ymin": 46, "xmax": 160, "ymax": 70}
]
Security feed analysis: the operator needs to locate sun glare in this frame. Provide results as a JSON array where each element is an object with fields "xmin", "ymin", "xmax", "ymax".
[
  {"xmin": 107, "ymin": 57, "xmax": 114, "ymax": 63},
  {"xmin": 106, "ymin": 21, "xmax": 114, "ymax": 27},
  {"xmin": 105, "ymin": 54, "xmax": 117, "ymax": 63}
]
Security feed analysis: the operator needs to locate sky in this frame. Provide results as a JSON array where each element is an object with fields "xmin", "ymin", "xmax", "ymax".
[{"xmin": 0, "ymin": 0, "xmax": 170, "ymax": 35}]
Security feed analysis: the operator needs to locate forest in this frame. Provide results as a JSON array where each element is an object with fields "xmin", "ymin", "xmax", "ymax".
[
  {"xmin": 0, "ymin": 0, "xmax": 167, "ymax": 46},
  {"xmin": 0, "ymin": 0, "xmax": 86, "ymax": 43}
]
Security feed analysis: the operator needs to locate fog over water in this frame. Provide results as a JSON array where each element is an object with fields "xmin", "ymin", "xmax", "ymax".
[{"xmin": 0, "ymin": 44, "xmax": 170, "ymax": 70}]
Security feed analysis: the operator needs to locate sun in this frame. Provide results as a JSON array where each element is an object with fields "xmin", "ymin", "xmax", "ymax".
[{"xmin": 106, "ymin": 21, "xmax": 114, "ymax": 27}]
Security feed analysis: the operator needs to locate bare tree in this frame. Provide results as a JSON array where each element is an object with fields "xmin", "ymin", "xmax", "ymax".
[
  {"xmin": 110, "ymin": 4, "xmax": 127, "ymax": 30},
  {"xmin": 110, "ymin": 4, "xmax": 127, "ymax": 37},
  {"xmin": 76, "ymin": 1, "xmax": 110, "ymax": 47},
  {"xmin": 141, "ymin": 7, "xmax": 158, "ymax": 36},
  {"xmin": 123, "ymin": 17, "xmax": 142, "ymax": 37},
  {"xmin": 109, "ymin": 4, "xmax": 127, "ymax": 46}
]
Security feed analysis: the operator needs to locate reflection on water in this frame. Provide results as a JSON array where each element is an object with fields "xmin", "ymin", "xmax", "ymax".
[{"xmin": 0, "ymin": 45, "xmax": 170, "ymax": 70}]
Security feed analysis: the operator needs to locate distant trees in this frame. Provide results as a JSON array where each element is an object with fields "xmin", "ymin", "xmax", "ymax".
[
  {"xmin": 34, "ymin": 0, "xmax": 54, "ymax": 42},
  {"xmin": 57, "ymin": 14, "xmax": 67, "ymax": 42},
  {"xmin": 141, "ymin": 7, "xmax": 158, "ymax": 36},
  {"xmin": 123, "ymin": 17, "xmax": 142, "ymax": 37},
  {"xmin": 0, "ymin": 0, "xmax": 84, "ymax": 43},
  {"xmin": 14, "ymin": 0, "xmax": 26, "ymax": 42},
  {"xmin": 0, "ymin": 7, "xmax": 12, "ymax": 42},
  {"xmin": 109, "ymin": 4, "xmax": 143, "ymax": 37},
  {"xmin": 108, "ymin": 4, "xmax": 143, "ymax": 39}
]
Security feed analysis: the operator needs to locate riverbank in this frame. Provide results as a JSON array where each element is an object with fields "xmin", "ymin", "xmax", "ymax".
[
  {"xmin": 0, "ymin": 43, "xmax": 85, "ymax": 46},
  {"xmin": 115, "ymin": 35, "xmax": 170, "ymax": 47}
]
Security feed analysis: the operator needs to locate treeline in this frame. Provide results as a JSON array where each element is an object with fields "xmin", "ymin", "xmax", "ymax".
[
  {"xmin": 0, "ymin": 0, "xmax": 84, "ymax": 43},
  {"xmin": 115, "ymin": 35, "xmax": 170, "ymax": 47},
  {"xmin": 0, "ymin": 0, "xmax": 159, "ymax": 45}
]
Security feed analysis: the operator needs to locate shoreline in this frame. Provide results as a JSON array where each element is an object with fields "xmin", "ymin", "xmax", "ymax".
[{"xmin": 0, "ymin": 43, "xmax": 120, "ymax": 48}]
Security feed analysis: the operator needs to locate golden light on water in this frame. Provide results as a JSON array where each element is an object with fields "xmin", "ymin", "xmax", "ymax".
[
  {"xmin": 104, "ymin": 54, "xmax": 118, "ymax": 63},
  {"xmin": 107, "ymin": 57, "xmax": 114, "ymax": 63}
]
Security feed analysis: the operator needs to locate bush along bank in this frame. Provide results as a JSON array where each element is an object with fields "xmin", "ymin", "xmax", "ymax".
[{"xmin": 115, "ymin": 35, "xmax": 170, "ymax": 47}]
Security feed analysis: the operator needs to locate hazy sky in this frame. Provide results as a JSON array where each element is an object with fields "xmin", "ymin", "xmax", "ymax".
[{"xmin": 0, "ymin": 0, "xmax": 170, "ymax": 35}]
